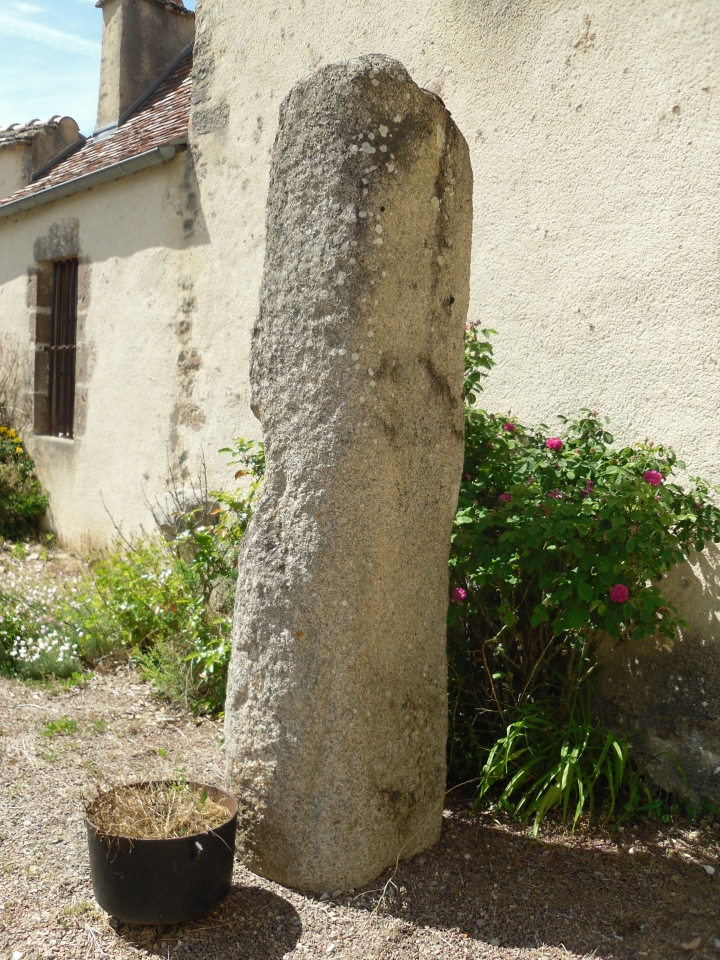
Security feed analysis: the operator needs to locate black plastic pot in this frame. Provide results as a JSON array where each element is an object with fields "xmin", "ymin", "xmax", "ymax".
[{"xmin": 85, "ymin": 781, "xmax": 238, "ymax": 925}]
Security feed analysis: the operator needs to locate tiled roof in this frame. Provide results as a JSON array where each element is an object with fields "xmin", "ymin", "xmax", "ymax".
[
  {"xmin": 0, "ymin": 116, "xmax": 69, "ymax": 148},
  {"xmin": 0, "ymin": 51, "xmax": 192, "ymax": 210}
]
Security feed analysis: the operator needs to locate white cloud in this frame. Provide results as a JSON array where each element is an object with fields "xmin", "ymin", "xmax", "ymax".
[
  {"xmin": 0, "ymin": 12, "xmax": 100, "ymax": 57},
  {"xmin": 15, "ymin": 3, "xmax": 46, "ymax": 13}
]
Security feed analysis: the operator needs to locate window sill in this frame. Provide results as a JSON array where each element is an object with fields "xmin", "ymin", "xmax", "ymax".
[{"xmin": 33, "ymin": 435, "xmax": 76, "ymax": 445}]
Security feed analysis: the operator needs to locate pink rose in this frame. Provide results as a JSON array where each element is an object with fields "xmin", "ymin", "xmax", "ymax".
[
  {"xmin": 503, "ymin": 423, "xmax": 515, "ymax": 432},
  {"xmin": 609, "ymin": 584, "xmax": 629, "ymax": 604},
  {"xmin": 545, "ymin": 437, "xmax": 563, "ymax": 451},
  {"xmin": 643, "ymin": 470, "xmax": 663, "ymax": 486},
  {"xmin": 498, "ymin": 493, "xmax": 512, "ymax": 503},
  {"xmin": 452, "ymin": 587, "xmax": 468, "ymax": 603}
]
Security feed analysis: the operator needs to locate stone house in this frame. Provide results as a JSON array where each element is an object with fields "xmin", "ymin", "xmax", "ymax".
[
  {"xmin": 0, "ymin": 0, "xmax": 718, "ymax": 797},
  {"xmin": 0, "ymin": 0, "xmax": 258, "ymax": 549}
]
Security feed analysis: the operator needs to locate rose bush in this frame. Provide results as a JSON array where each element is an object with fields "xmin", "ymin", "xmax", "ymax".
[
  {"xmin": 448, "ymin": 327, "xmax": 720, "ymax": 826},
  {"xmin": 450, "ymin": 408, "xmax": 720, "ymax": 651}
]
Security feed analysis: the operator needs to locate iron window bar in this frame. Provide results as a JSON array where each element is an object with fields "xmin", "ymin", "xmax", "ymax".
[{"xmin": 47, "ymin": 258, "xmax": 78, "ymax": 438}]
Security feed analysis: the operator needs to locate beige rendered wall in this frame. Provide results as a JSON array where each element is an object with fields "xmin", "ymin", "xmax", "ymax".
[
  {"xmin": 0, "ymin": 151, "xmax": 258, "ymax": 549},
  {"xmin": 0, "ymin": 144, "xmax": 30, "ymax": 201},
  {"xmin": 191, "ymin": 0, "xmax": 720, "ymax": 476},
  {"xmin": 190, "ymin": 0, "xmax": 720, "ymax": 587},
  {"xmin": 190, "ymin": 0, "xmax": 720, "ymax": 792}
]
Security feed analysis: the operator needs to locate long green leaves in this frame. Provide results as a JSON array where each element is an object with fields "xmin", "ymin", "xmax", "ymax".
[{"xmin": 476, "ymin": 690, "xmax": 631, "ymax": 834}]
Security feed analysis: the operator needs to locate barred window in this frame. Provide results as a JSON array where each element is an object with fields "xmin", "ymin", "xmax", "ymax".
[{"xmin": 35, "ymin": 258, "xmax": 78, "ymax": 438}]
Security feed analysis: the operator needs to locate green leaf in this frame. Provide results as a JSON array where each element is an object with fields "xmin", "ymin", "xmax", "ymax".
[
  {"xmin": 576, "ymin": 581, "xmax": 593, "ymax": 602},
  {"xmin": 454, "ymin": 514, "xmax": 474, "ymax": 526},
  {"xmin": 566, "ymin": 608, "xmax": 587, "ymax": 630}
]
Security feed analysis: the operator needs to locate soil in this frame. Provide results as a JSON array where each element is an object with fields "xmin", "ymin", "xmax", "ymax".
[{"xmin": 1, "ymin": 553, "xmax": 719, "ymax": 960}]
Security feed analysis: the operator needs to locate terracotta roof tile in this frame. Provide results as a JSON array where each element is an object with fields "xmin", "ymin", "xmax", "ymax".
[{"xmin": 0, "ymin": 51, "xmax": 192, "ymax": 210}]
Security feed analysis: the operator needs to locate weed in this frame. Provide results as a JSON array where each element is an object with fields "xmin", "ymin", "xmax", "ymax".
[
  {"xmin": 84, "ymin": 759, "xmax": 101, "ymax": 779},
  {"xmin": 31, "ymin": 672, "xmax": 88, "ymax": 695},
  {"xmin": 61, "ymin": 901, "xmax": 94, "ymax": 917},
  {"xmin": 91, "ymin": 718, "xmax": 107, "ymax": 735},
  {"xmin": 42, "ymin": 715, "xmax": 77, "ymax": 738},
  {"xmin": 1, "ymin": 440, "xmax": 262, "ymax": 715}
]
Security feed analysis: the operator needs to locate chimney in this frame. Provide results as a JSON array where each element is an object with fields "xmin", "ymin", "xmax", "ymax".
[
  {"xmin": 0, "ymin": 117, "xmax": 83, "ymax": 200},
  {"xmin": 94, "ymin": 0, "xmax": 195, "ymax": 136}
]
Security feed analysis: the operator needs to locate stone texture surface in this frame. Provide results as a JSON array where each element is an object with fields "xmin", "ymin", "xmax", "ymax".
[
  {"xmin": 225, "ymin": 54, "xmax": 472, "ymax": 893},
  {"xmin": 596, "ymin": 550, "xmax": 720, "ymax": 805}
]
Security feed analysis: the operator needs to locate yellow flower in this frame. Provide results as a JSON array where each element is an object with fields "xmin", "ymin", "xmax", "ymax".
[{"xmin": 15, "ymin": 446, "xmax": 23, "ymax": 454}]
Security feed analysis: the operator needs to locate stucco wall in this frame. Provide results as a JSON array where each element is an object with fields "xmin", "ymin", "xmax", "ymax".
[
  {"xmin": 0, "ymin": 145, "xmax": 29, "ymax": 201},
  {"xmin": 191, "ymin": 0, "xmax": 719, "ymax": 471},
  {"xmin": 0, "ymin": 150, "xmax": 258, "ymax": 549},
  {"xmin": 189, "ymin": 0, "xmax": 720, "ymax": 793},
  {"xmin": 190, "ymin": 0, "xmax": 720, "ymax": 586}
]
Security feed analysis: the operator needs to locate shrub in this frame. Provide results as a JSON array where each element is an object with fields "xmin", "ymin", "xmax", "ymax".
[
  {"xmin": 0, "ymin": 440, "xmax": 263, "ymax": 714},
  {"xmin": 0, "ymin": 578, "xmax": 81, "ymax": 680},
  {"xmin": 448, "ymin": 329, "xmax": 720, "ymax": 826},
  {"xmin": 70, "ymin": 443, "xmax": 262, "ymax": 712},
  {"xmin": 0, "ymin": 425, "xmax": 49, "ymax": 539}
]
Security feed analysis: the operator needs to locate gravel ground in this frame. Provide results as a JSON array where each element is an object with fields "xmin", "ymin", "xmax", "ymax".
[{"xmin": 1, "ymin": 555, "xmax": 719, "ymax": 960}]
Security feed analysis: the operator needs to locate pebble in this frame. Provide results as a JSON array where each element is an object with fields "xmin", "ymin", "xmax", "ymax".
[{"xmin": 3, "ymin": 619, "xmax": 720, "ymax": 960}]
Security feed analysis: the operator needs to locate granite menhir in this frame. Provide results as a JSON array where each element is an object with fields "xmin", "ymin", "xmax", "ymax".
[{"xmin": 225, "ymin": 54, "xmax": 472, "ymax": 893}]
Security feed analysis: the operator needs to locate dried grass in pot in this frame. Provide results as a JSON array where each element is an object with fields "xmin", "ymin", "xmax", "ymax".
[{"xmin": 85, "ymin": 781, "xmax": 231, "ymax": 840}]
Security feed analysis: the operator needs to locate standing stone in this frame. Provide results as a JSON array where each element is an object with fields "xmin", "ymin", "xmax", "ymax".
[{"xmin": 225, "ymin": 54, "xmax": 472, "ymax": 893}]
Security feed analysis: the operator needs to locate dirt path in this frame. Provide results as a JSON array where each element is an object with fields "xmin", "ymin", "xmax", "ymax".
[{"xmin": 1, "ymin": 666, "xmax": 718, "ymax": 960}]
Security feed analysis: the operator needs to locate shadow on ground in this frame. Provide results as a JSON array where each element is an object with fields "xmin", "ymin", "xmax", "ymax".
[
  {"xmin": 351, "ymin": 808, "xmax": 719, "ymax": 959},
  {"xmin": 113, "ymin": 885, "xmax": 302, "ymax": 959}
]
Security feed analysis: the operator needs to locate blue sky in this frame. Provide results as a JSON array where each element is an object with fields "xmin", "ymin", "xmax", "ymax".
[{"xmin": 0, "ymin": 0, "xmax": 195, "ymax": 136}]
